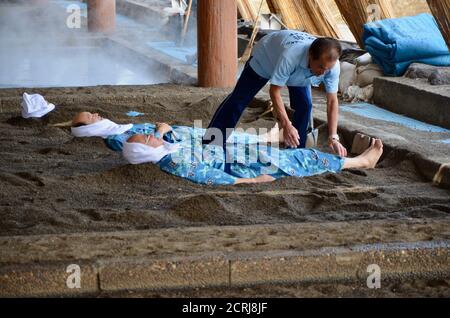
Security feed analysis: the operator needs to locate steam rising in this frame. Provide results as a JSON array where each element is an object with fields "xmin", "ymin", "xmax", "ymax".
[{"xmin": 0, "ymin": 0, "xmax": 195, "ymax": 88}]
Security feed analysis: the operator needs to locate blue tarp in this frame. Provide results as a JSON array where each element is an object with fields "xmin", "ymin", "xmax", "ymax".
[
  {"xmin": 363, "ymin": 13, "xmax": 450, "ymax": 76},
  {"xmin": 340, "ymin": 103, "xmax": 450, "ymax": 134}
]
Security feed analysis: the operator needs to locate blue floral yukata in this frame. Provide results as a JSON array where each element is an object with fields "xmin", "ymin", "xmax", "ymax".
[
  {"xmin": 103, "ymin": 123, "xmax": 262, "ymax": 152},
  {"xmin": 104, "ymin": 124, "xmax": 344, "ymax": 186},
  {"xmin": 104, "ymin": 123, "xmax": 158, "ymax": 151}
]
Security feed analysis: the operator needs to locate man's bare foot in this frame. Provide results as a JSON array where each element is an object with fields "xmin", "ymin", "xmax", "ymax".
[{"xmin": 360, "ymin": 139, "xmax": 384, "ymax": 169}]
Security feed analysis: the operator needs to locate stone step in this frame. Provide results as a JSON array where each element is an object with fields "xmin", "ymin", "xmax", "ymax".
[
  {"xmin": 1, "ymin": 219, "xmax": 449, "ymax": 297},
  {"xmin": 373, "ymin": 76, "xmax": 450, "ymax": 129}
]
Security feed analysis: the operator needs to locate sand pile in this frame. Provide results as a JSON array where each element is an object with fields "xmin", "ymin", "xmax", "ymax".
[{"xmin": 0, "ymin": 84, "xmax": 449, "ymax": 236}]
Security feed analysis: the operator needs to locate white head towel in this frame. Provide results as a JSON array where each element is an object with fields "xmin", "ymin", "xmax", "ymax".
[
  {"xmin": 71, "ymin": 119, "xmax": 133, "ymax": 139},
  {"xmin": 123, "ymin": 140, "xmax": 181, "ymax": 164},
  {"xmin": 21, "ymin": 93, "xmax": 55, "ymax": 118}
]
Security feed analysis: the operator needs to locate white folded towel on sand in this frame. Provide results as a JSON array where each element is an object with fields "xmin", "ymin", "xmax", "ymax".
[
  {"xmin": 123, "ymin": 140, "xmax": 180, "ymax": 165},
  {"xmin": 21, "ymin": 93, "xmax": 55, "ymax": 118},
  {"xmin": 71, "ymin": 119, "xmax": 133, "ymax": 139}
]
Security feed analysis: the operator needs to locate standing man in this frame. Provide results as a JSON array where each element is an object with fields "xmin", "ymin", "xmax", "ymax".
[{"xmin": 203, "ymin": 30, "xmax": 348, "ymax": 157}]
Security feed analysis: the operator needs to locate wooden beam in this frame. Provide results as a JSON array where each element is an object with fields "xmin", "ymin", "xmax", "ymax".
[
  {"xmin": 198, "ymin": 0, "xmax": 238, "ymax": 88},
  {"xmin": 334, "ymin": 0, "xmax": 395, "ymax": 47},
  {"xmin": 266, "ymin": 0, "xmax": 341, "ymax": 38},
  {"xmin": 426, "ymin": 0, "xmax": 450, "ymax": 50},
  {"xmin": 297, "ymin": 0, "xmax": 342, "ymax": 38},
  {"xmin": 237, "ymin": 0, "xmax": 256, "ymax": 21},
  {"xmin": 87, "ymin": 0, "xmax": 116, "ymax": 33},
  {"xmin": 266, "ymin": 0, "xmax": 302, "ymax": 30}
]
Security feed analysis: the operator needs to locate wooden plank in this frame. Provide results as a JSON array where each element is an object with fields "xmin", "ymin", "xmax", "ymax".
[
  {"xmin": 427, "ymin": 0, "xmax": 450, "ymax": 50},
  {"xmin": 266, "ymin": 0, "xmax": 341, "ymax": 38},
  {"xmin": 334, "ymin": 0, "xmax": 395, "ymax": 47},
  {"xmin": 237, "ymin": 0, "xmax": 256, "ymax": 21}
]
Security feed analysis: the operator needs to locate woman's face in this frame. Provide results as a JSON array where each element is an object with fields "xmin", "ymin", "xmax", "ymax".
[
  {"xmin": 144, "ymin": 134, "xmax": 164, "ymax": 148},
  {"xmin": 72, "ymin": 112, "xmax": 103, "ymax": 126}
]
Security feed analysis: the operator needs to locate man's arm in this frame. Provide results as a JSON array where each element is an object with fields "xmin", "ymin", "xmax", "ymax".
[
  {"xmin": 270, "ymin": 84, "xmax": 300, "ymax": 148},
  {"xmin": 326, "ymin": 93, "xmax": 347, "ymax": 157}
]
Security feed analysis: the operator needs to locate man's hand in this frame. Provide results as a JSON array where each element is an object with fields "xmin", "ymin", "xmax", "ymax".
[
  {"xmin": 282, "ymin": 122, "xmax": 300, "ymax": 148},
  {"xmin": 325, "ymin": 93, "xmax": 346, "ymax": 156},
  {"xmin": 269, "ymin": 85, "xmax": 300, "ymax": 148},
  {"xmin": 329, "ymin": 140, "xmax": 348, "ymax": 157},
  {"xmin": 155, "ymin": 122, "xmax": 172, "ymax": 137}
]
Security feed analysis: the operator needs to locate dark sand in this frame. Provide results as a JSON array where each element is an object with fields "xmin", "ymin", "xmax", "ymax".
[
  {"xmin": 99, "ymin": 279, "xmax": 450, "ymax": 298},
  {"xmin": 1, "ymin": 84, "xmax": 449, "ymax": 237}
]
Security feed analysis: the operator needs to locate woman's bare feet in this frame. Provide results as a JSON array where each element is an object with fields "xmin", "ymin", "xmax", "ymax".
[{"xmin": 359, "ymin": 139, "xmax": 384, "ymax": 169}]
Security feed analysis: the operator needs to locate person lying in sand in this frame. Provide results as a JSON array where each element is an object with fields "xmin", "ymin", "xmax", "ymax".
[
  {"xmin": 71, "ymin": 111, "xmax": 177, "ymax": 151},
  {"xmin": 70, "ymin": 111, "xmax": 280, "ymax": 151},
  {"xmin": 122, "ymin": 127, "xmax": 384, "ymax": 186}
]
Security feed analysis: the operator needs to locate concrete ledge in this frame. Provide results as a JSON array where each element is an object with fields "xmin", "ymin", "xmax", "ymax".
[
  {"xmin": 305, "ymin": 103, "xmax": 450, "ymax": 189},
  {"xmin": 0, "ymin": 261, "xmax": 98, "ymax": 298},
  {"xmin": 105, "ymin": 37, "xmax": 197, "ymax": 85},
  {"xmin": 116, "ymin": 0, "xmax": 165, "ymax": 25},
  {"xmin": 1, "ymin": 219, "xmax": 449, "ymax": 296},
  {"xmin": 98, "ymin": 253, "xmax": 229, "ymax": 292},
  {"xmin": 346, "ymin": 129, "xmax": 450, "ymax": 189},
  {"xmin": 373, "ymin": 77, "xmax": 450, "ymax": 129},
  {"xmin": 229, "ymin": 241, "xmax": 449, "ymax": 287},
  {"xmin": 0, "ymin": 241, "xmax": 448, "ymax": 297},
  {"xmin": 411, "ymin": 153, "xmax": 450, "ymax": 189}
]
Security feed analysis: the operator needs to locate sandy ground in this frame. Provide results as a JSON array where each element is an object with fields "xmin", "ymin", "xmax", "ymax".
[
  {"xmin": 0, "ymin": 1, "xmax": 446, "ymax": 299},
  {"xmin": 98, "ymin": 279, "xmax": 450, "ymax": 298},
  {"xmin": 0, "ymin": 84, "xmax": 449, "ymax": 237}
]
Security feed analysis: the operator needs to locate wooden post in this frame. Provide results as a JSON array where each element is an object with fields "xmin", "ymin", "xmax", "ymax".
[
  {"xmin": 180, "ymin": 0, "xmax": 193, "ymax": 46},
  {"xmin": 87, "ymin": 0, "xmax": 116, "ymax": 33},
  {"xmin": 198, "ymin": 0, "xmax": 237, "ymax": 88},
  {"xmin": 426, "ymin": 0, "xmax": 450, "ymax": 50}
]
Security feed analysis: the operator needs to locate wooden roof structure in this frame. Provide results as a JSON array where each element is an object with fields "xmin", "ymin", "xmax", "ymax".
[
  {"xmin": 426, "ymin": 0, "xmax": 450, "ymax": 50},
  {"xmin": 237, "ymin": 0, "xmax": 259, "ymax": 21},
  {"xmin": 334, "ymin": 0, "xmax": 395, "ymax": 47},
  {"xmin": 266, "ymin": 0, "xmax": 341, "ymax": 38},
  {"xmin": 236, "ymin": 0, "xmax": 449, "ymax": 52}
]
